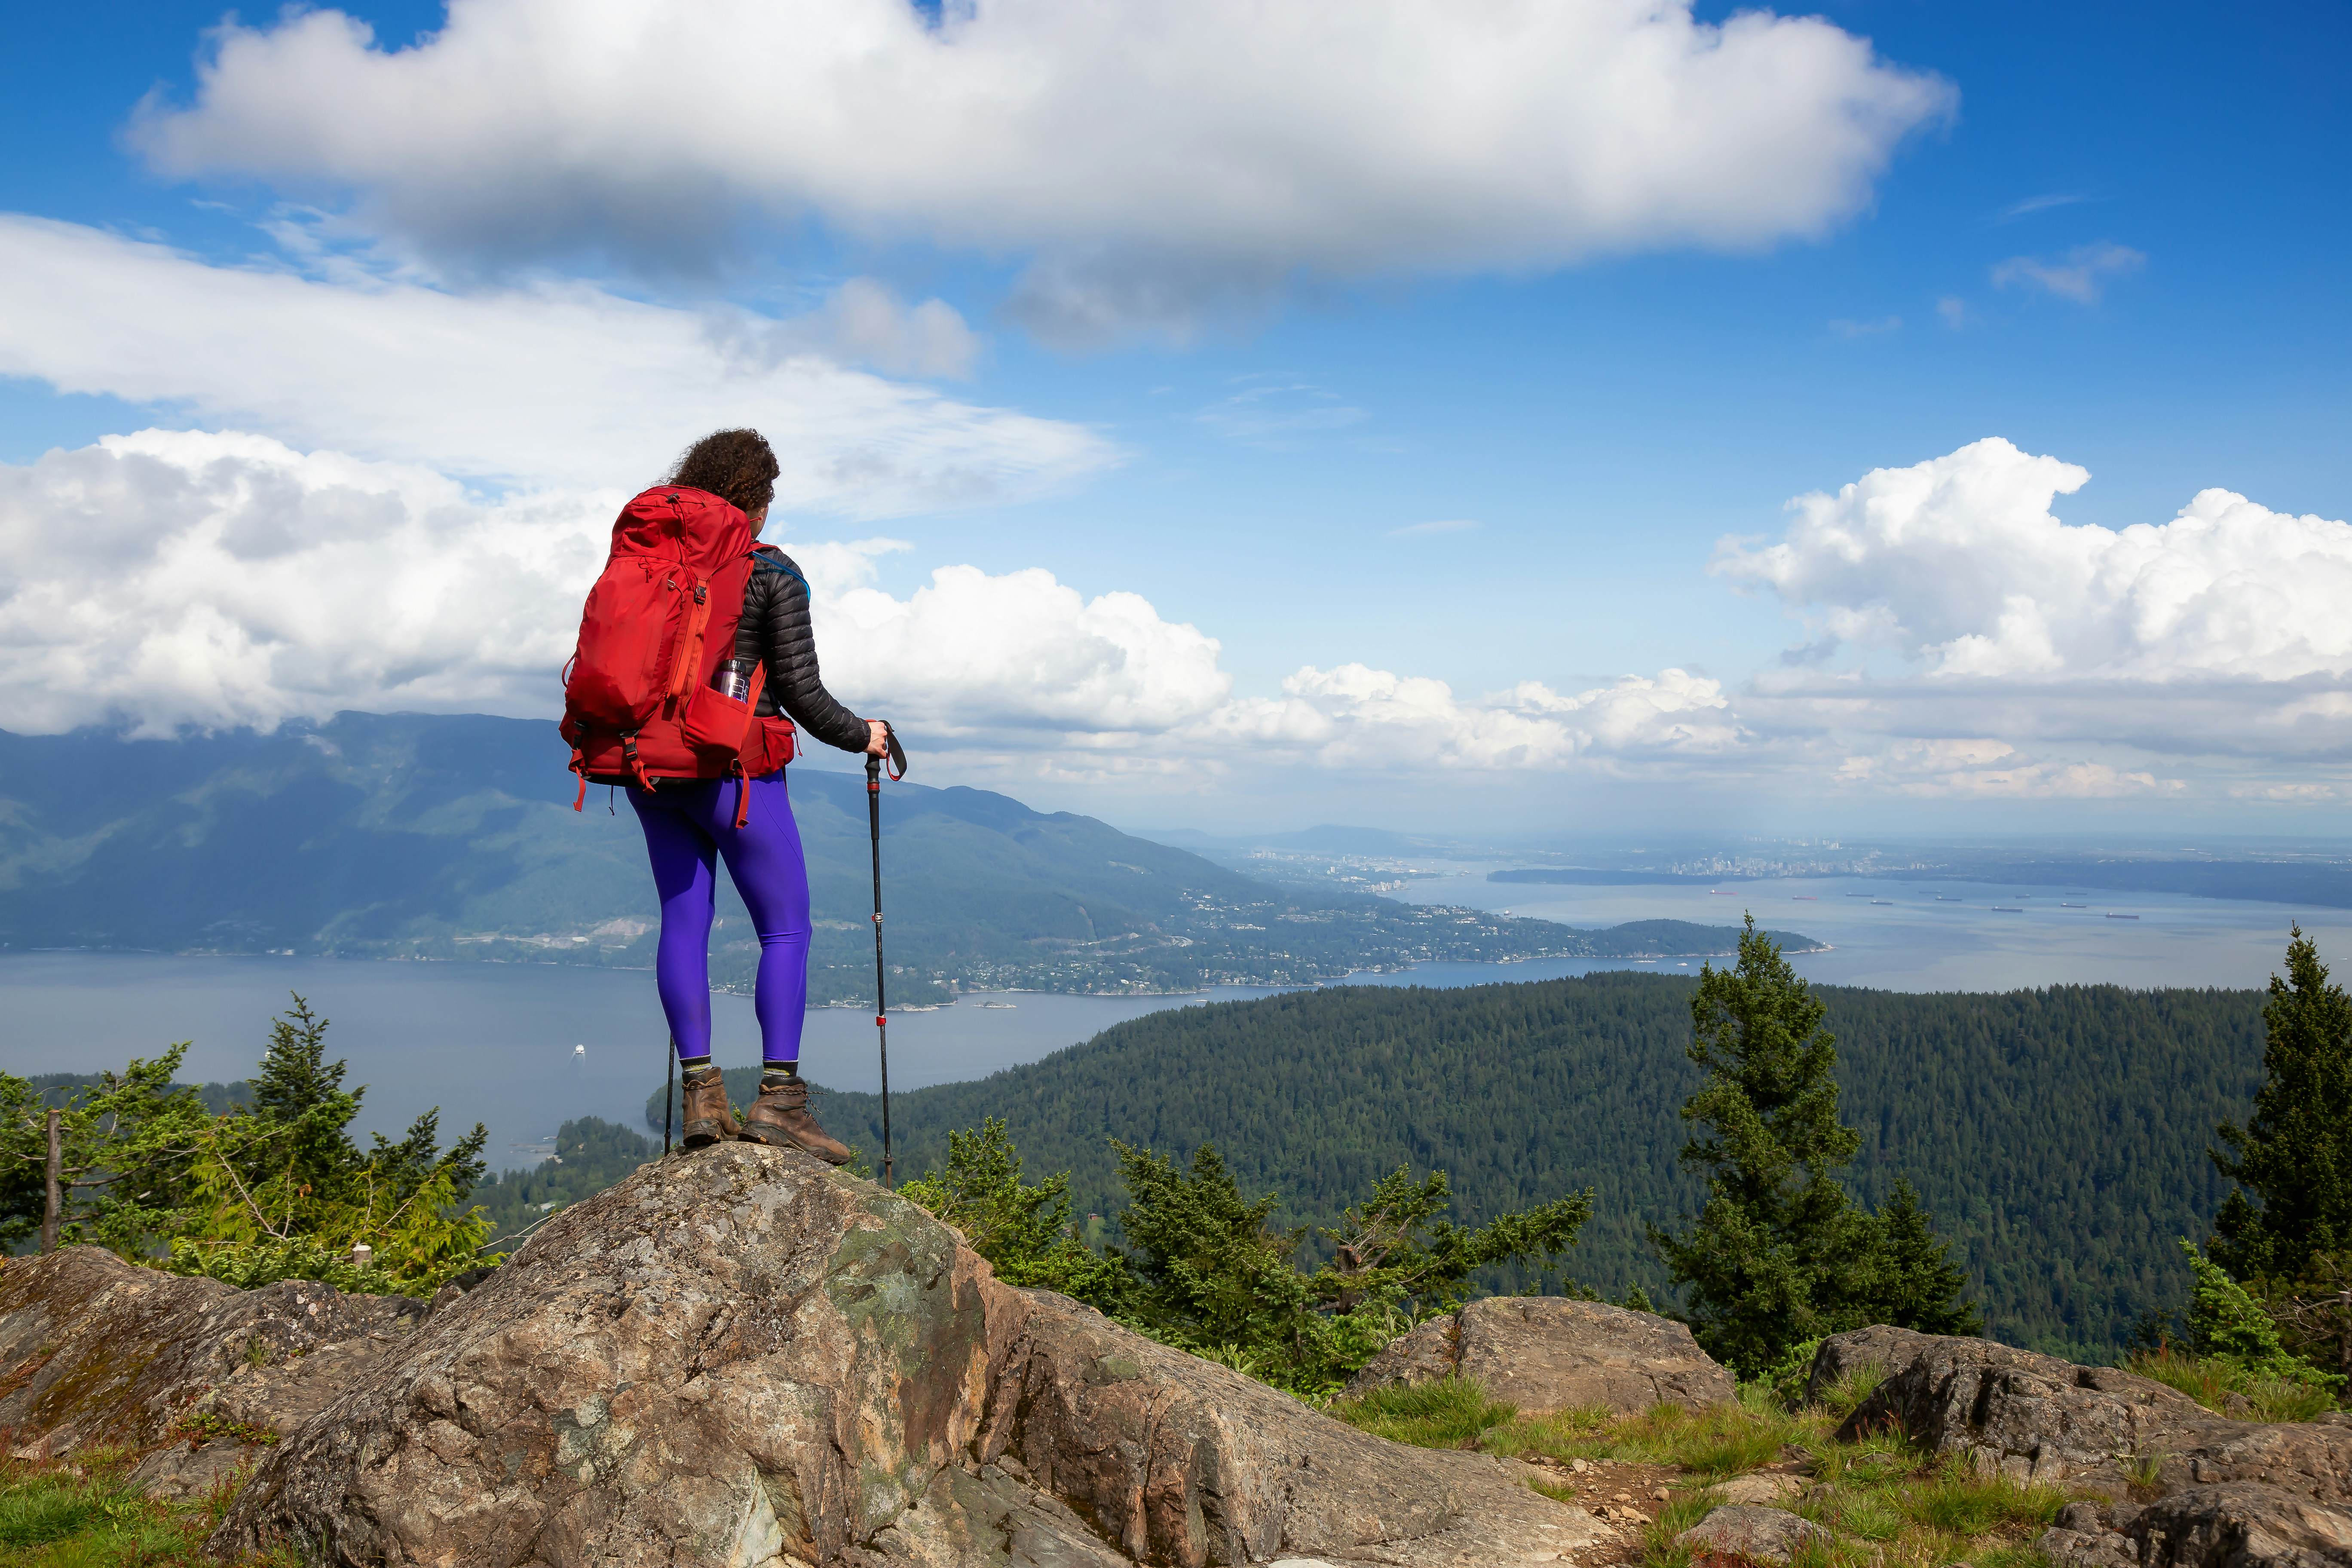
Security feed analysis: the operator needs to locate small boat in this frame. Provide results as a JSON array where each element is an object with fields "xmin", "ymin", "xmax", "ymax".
[
  {"xmin": 979, "ymin": 1001, "xmax": 1018, "ymax": 1009},
  {"xmin": 2061, "ymin": 903, "xmax": 2088, "ymax": 908},
  {"xmin": 1935, "ymin": 896, "xmax": 1961, "ymax": 902},
  {"xmin": 1992, "ymin": 906, "xmax": 2024, "ymax": 913},
  {"xmin": 1871, "ymin": 900, "xmax": 1893, "ymax": 906},
  {"xmin": 572, "ymin": 1044, "xmax": 585, "ymax": 1057},
  {"xmin": 1791, "ymin": 896, "xmax": 1819, "ymax": 901},
  {"xmin": 1709, "ymin": 889, "xmax": 1734, "ymax": 895},
  {"xmin": 1845, "ymin": 892, "xmax": 1874, "ymax": 898},
  {"xmin": 2106, "ymin": 913, "xmax": 2141, "ymax": 920}
]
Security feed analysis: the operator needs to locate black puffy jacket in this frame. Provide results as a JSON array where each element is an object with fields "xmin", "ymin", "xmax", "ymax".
[{"xmin": 733, "ymin": 546, "xmax": 869, "ymax": 754}]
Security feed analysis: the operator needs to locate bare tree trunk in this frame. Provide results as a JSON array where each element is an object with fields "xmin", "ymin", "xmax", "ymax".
[{"xmin": 40, "ymin": 1109, "xmax": 61, "ymax": 1255}]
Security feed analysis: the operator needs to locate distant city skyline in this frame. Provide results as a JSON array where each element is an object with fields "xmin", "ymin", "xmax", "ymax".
[{"xmin": 3, "ymin": 0, "xmax": 2347, "ymax": 833}]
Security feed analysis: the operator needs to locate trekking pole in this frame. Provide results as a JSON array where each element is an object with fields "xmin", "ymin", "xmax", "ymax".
[
  {"xmin": 867, "ymin": 726, "xmax": 908, "ymax": 1187},
  {"xmin": 663, "ymin": 1038, "xmax": 675, "ymax": 1156}
]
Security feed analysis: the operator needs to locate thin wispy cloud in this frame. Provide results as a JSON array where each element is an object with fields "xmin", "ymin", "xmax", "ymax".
[
  {"xmin": 1387, "ymin": 518, "xmax": 1479, "ymax": 538},
  {"xmin": 1996, "ymin": 192, "xmax": 2092, "ymax": 223},
  {"xmin": 1194, "ymin": 380, "xmax": 1367, "ymax": 444},
  {"xmin": 1829, "ymin": 315, "xmax": 1902, "ymax": 338},
  {"xmin": 1936, "ymin": 296, "xmax": 1969, "ymax": 329},
  {"xmin": 1991, "ymin": 242, "xmax": 2145, "ymax": 304}
]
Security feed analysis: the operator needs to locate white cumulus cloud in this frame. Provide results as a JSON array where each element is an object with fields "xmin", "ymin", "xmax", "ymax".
[
  {"xmin": 1716, "ymin": 437, "xmax": 2352, "ymax": 686},
  {"xmin": 1197, "ymin": 665, "xmax": 1739, "ymax": 771},
  {"xmin": 0, "ymin": 430, "xmax": 1742, "ymax": 792},
  {"xmin": 1715, "ymin": 437, "xmax": 2352, "ymax": 776},
  {"xmin": 0, "ymin": 216, "xmax": 1104, "ymax": 509},
  {"xmin": 129, "ymin": 0, "xmax": 1954, "ymax": 339},
  {"xmin": 0, "ymin": 431, "xmax": 607, "ymax": 736},
  {"xmin": 0, "ymin": 431, "xmax": 1213, "ymax": 744}
]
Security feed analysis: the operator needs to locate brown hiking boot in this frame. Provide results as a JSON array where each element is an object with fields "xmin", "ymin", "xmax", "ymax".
[
  {"xmin": 739, "ymin": 1075, "xmax": 852, "ymax": 1165},
  {"xmin": 678, "ymin": 1065, "xmax": 741, "ymax": 1148}
]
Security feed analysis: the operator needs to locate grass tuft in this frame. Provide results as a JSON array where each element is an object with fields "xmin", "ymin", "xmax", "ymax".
[
  {"xmin": 1492, "ymin": 1396, "xmax": 1804, "ymax": 1477},
  {"xmin": 1639, "ymin": 1483, "xmax": 1721, "ymax": 1568},
  {"xmin": 1819, "ymin": 1365, "xmax": 1887, "ymax": 1422},
  {"xmin": 1353, "ymin": 1375, "xmax": 2094, "ymax": 1568},
  {"xmin": 0, "ymin": 1475, "xmax": 113, "ymax": 1547},
  {"xmin": 1329, "ymin": 1376, "xmax": 1518, "ymax": 1449},
  {"xmin": 0, "ymin": 1451, "xmax": 298, "ymax": 1566},
  {"xmin": 2123, "ymin": 1347, "xmax": 2339, "ymax": 1423},
  {"xmin": 1899, "ymin": 1460, "xmax": 2065, "ymax": 1536}
]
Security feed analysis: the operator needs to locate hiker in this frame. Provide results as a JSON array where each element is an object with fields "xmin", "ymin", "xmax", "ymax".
[{"xmin": 560, "ymin": 429, "xmax": 887, "ymax": 1163}]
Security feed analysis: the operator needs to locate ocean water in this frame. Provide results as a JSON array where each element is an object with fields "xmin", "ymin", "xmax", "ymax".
[
  {"xmin": 0, "ymin": 951, "xmax": 1287, "ymax": 1168},
  {"xmin": 1396, "ymin": 867, "xmax": 2352, "ymax": 992},
  {"xmin": 3, "ymin": 869, "xmax": 2339, "ymax": 1168}
]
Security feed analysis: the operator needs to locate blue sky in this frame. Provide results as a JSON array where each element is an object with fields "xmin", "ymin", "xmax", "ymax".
[{"xmin": 3, "ymin": 0, "xmax": 2348, "ymax": 834}]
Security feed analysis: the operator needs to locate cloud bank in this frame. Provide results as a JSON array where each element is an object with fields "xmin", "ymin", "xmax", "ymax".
[
  {"xmin": 0, "ymin": 217, "xmax": 1103, "ymax": 508},
  {"xmin": 130, "ymin": 0, "xmax": 1954, "ymax": 338},
  {"xmin": 0, "ymin": 431, "xmax": 1730, "ymax": 784},
  {"xmin": 1716, "ymin": 437, "xmax": 2352, "ymax": 775},
  {"xmin": 2, "ymin": 426, "xmax": 2340, "ymax": 801}
]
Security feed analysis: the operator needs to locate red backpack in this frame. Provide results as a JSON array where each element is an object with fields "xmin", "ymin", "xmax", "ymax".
[{"xmin": 560, "ymin": 486, "xmax": 795, "ymax": 816}]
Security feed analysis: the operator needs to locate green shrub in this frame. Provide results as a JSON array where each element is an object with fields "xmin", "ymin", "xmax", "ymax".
[
  {"xmin": 1760, "ymin": 1336, "xmax": 1825, "ymax": 1408},
  {"xmin": 900, "ymin": 1118, "xmax": 1129, "ymax": 1306}
]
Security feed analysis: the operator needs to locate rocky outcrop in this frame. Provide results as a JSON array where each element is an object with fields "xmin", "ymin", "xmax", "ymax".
[
  {"xmin": 1343, "ymin": 1298, "xmax": 1734, "ymax": 1414},
  {"xmin": 1674, "ymin": 1504, "xmax": 1832, "ymax": 1566},
  {"xmin": 2129, "ymin": 1483, "xmax": 2352, "ymax": 1568},
  {"xmin": 184, "ymin": 1142, "xmax": 1607, "ymax": 1566},
  {"xmin": 0, "ymin": 1246, "xmax": 423, "ymax": 1498},
  {"xmin": 1807, "ymin": 1328, "xmax": 2352, "ymax": 1502}
]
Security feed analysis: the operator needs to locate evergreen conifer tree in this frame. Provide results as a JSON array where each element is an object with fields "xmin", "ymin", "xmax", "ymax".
[
  {"xmin": 1650, "ymin": 917, "xmax": 1979, "ymax": 1372},
  {"xmin": 1852, "ymin": 1178, "xmax": 1982, "ymax": 1337},
  {"xmin": 2212, "ymin": 928, "xmax": 2352, "ymax": 1283}
]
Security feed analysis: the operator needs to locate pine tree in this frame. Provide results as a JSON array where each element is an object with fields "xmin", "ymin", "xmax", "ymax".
[
  {"xmin": 2211, "ymin": 928, "xmax": 2352, "ymax": 1283},
  {"xmin": 1852, "ymin": 1178, "xmax": 1982, "ymax": 1337},
  {"xmin": 240, "ymin": 995, "xmax": 486, "ymax": 1208},
  {"xmin": 1650, "ymin": 917, "xmax": 1979, "ymax": 1372},
  {"xmin": 1651, "ymin": 916, "xmax": 1866, "ymax": 1372}
]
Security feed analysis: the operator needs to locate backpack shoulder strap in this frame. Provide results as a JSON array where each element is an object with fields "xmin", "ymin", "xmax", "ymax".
[{"xmin": 753, "ymin": 547, "xmax": 811, "ymax": 594}]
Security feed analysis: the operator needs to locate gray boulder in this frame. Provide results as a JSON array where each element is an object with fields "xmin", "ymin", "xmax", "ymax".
[
  {"xmin": 1675, "ymin": 1504, "xmax": 1834, "ymax": 1565},
  {"xmin": 1713, "ymin": 1472, "xmax": 1805, "ymax": 1506},
  {"xmin": 1810, "ymin": 1328, "xmax": 2352, "ymax": 1500},
  {"xmin": 2128, "ymin": 1482, "xmax": 2352, "ymax": 1568},
  {"xmin": 2037, "ymin": 1523, "xmax": 2138, "ymax": 1568},
  {"xmin": 0, "ymin": 1245, "xmax": 421, "ymax": 1496},
  {"xmin": 199, "ymin": 1142, "xmax": 1608, "ymax": 1566},
  {"xmin": 1344, "ymin": 1296, "xmax": 1736, "ymax": 1414}
]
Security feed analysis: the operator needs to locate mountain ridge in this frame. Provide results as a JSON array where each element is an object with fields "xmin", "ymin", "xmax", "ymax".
[{"xmin": 0, "ymin": 714, "xmax": 1814, "ymax": 1003}]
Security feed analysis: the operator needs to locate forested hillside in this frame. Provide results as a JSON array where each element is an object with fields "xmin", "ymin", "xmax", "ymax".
[
  {"xmin": 771, "ymin": 974, "xmax": 2266, "ymax": 1360},
  {"xmin": 0, "ymin": 715, "xmax": 1794, "ymax": 1002}
]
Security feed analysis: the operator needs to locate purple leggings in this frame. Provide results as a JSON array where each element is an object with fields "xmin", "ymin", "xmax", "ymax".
[{"xmin": 629, "ymin": 775, "xmax": 810, "ymax": 1063}]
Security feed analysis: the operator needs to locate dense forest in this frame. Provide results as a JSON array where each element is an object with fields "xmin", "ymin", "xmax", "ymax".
[{"xmin": 659, "ymin": 974, "xmax": 2268, "ymax": 1362}]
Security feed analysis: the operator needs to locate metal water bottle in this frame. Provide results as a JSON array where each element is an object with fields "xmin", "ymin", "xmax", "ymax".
[{"xmin": 709, "ymin": 658, "xmax": 755, "ymax": 703}]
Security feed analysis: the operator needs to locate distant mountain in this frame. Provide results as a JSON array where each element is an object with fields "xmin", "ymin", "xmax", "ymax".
[
  {"xmin": 1136, "ymin": 823, "xmax": 1455, "ymax": 856},
  {"xmin": 0, "ymin": 715, "xmax": 1806, "ymax": 1003}
]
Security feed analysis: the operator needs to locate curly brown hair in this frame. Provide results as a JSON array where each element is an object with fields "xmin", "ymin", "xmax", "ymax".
[{"xmin": 668, "ymin": 429, "xmax": 781, "ymax": 518}]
